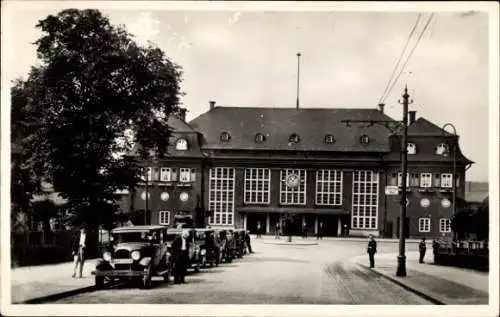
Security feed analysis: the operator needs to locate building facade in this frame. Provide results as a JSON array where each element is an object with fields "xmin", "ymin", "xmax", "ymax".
[{"xmin": 120, "ymin": 102, "xmax": 473, "ymax": 239}]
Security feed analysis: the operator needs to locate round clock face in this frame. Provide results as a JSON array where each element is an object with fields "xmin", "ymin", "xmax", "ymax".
[
  {"xmin": 286, "ymin": 173, "xmax": 300, "ymax": 188},
  {"xmin": 179, "ymin": 192, "xmax": 189, "ymax": 202},
  {"xmin": 420, "ymin": 198, "xmax": 430, "ymax": 208},
  {"xmin": 160, "ymin": 192, "xmax": 170, "ymax": 201},
  {"xmin": 441, "ymin": 198, "xmax": 451, "ymax": 208}
]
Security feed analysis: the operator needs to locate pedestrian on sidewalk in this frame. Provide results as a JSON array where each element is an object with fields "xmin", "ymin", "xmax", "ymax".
[
  {"xmin": 275, "ymin": 222, "xmax": 280, "ymax": 239},
  {"xmin": 256, "ymin": 222, "xmax": 262, "ymax": 239},
  {"xmin": 172, "ymin": 229, "xmax": 190, "ymax": 284},
  {"xmin": 367, "ymin": 235, "xmax": 377, "ymax": 268},
  {"xmin": 302, "ymin": 222, "xmax": 308, "ymax": 239},
  {"xmin": 71, "ymin": 225, "xmax": 86, "ymax": 278},
  {"xmin": 316, "ymin": 222, "xmax": 323, "ymax": 240},
  {"xmin": 419, "ymin": 237, "xmax": 427, "ymax": 264},
  {"xmin": 245, "ymin": 230, "xmax": 253, "ymax": 253}
]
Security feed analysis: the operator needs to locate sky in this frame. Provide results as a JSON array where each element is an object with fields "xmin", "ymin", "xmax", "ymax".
[{"xmin": 2, "ymin": 2, "xmax": 494, "ymax": 182}]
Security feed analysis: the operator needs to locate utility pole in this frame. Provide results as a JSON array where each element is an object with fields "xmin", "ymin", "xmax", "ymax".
[
  {"xmin": 341, "ymin": 86, "xmax": 413, "ymax": 278},
  {"xmin": 396, "ymin": 85, "xmax": 412, "ymax": 277},
  {"xmin": 296, "ymin": 52, "xmax": 301, "ymax": 110}
]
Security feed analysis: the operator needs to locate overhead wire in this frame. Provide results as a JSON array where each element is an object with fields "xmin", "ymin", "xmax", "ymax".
[
  {"xmin": 378, "ymin": 13, "xmax": 422, "ymax": 105},
  {"xmin": 381, "ymin": 13, "xmax": 436, "ymax": 104}
]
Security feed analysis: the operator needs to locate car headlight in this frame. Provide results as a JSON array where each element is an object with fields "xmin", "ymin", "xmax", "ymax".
[
  {"xmin": 103, "ymin": 252, "xmax": 112, "ymax": 262},
  {"xmin": 131, "ymin": 250, "xmax": 141, "ymax": 261},
  {"xmin": 200, "ymin": 249, "xmax": 206, "ymax": 256}
]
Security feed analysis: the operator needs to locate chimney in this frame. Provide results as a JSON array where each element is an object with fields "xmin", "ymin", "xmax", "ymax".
[
  {"xmin": 377, "ymin": 103, "xmax": 385, "ymax": 113},
  {"xmin": 178, "ymin": 108, "xmax": 187, "ymax": 121},
  {"xmin": 209, "ymin": 100, "xmax": 216, "ymax": 110},
  {"xmin": 409, "ymin": 111, "xmax": 416, "ymax": 124}
]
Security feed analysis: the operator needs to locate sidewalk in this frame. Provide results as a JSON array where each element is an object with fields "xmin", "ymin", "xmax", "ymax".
[
  {"xmin": 350, "ymin": 251, "xmax": 489, "ymax": 305},
  {"xmin": 11, "ymin": 259, "xmax": 97, "ymax": 304},
  {"xmin": 251, "ymin": 234, "xmax": 424, "ymax": 243}
]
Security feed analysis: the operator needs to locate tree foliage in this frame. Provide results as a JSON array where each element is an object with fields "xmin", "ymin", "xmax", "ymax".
[
  {"xmin": 11, "ymin": 9, "xmax": 183, "ymax": 230},
  {"xmin": 451, "ymin": 197, "xmax": 489, "ymax": 240}
]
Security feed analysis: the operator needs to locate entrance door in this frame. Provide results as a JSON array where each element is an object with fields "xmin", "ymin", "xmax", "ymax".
[
  {"xmin": 317, "ymin": 215, "xmax": 338, "ymax": 237},
  {"xmin": 247, "ymin": 213, "xmax": 267, "ymax": 234}
]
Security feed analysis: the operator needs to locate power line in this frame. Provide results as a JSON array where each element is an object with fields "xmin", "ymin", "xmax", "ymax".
[
  {"xmin": 378, "ymin": 13, "xmax": 422, "ymax": 105},
  {"xmin": 381, "ymin": 13, "xmax": 435, "ymax": 104}
]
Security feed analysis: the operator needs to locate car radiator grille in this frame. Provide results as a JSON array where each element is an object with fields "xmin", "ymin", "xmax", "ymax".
[
  {"xmin": 115, "ymin": 264, "xmax": 132, "ymax": 270},
  {"xmin": 115, "ymin": 250, "xmax": 130, "ymax": 259}
]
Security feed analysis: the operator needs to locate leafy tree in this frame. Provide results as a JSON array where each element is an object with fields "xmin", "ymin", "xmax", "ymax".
[{"xmin": 11, "ymin": 9, "xmax": 183, "ymax": 231}]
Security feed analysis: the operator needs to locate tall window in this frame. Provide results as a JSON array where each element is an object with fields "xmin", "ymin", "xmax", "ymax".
[
  {"xmin": 398, "ymin": 172, "xmax": 409, "ymax": 187},
  {"xmin": 208, "ymin": 167, "xmax": 235, "ymax": 225},
  {"xmin": 244, "ymin": 168, "xmax": 271, "ymax": 204},
  {"xmin": 159, "ymin": 211, "xmax": 170, "ymax": 225},
  {"xmin": 316, "ymin": 170, "xmax": 343, "ymax": 205},
  {"xmin": 352, "ymin": 170, "xmax": 379, "ymax": 230},
  {"xmin": 433, "ymin": 173, "xmax": 441, "ymax": 187},
  {"xmin": 280, "ymin": 169, "xmax": 307, "ymax": 205},
  {"xmin": 441, "ymin": 173, "xmax": 453, "ymax": 188},
  {"xmin": 180, "ymin": 168, "xmax": 191, "ymax": 182},
  {"xmin": 440, "ymin": 218, "xmax": 451, "ymax": 233},
  {"xmin": 420, "ymin": 173, "xmax": 432, "ymax": 188},
  {"xmin": 419, "ymin": 218, "xmax": 431, "ymax": 232},
  {"xmin": 160, "ymin": 168, "xmax": 171, "ymax": 182}
]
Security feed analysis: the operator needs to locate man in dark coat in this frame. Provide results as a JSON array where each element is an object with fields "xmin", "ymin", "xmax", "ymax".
[
  {"xmin": 432, "ymin": 239, "xmax": 440, "ymax": 263},
  {"xmin": 244, "ymin": 230, "xmax": 253, "ymax": 254},
  {"xmin": 367, "ymin": 235, "xmax": 377, "ymax": 268},
  {"xmin": 316, "ymin": 222, "xmax": 323, "ymax": 240},
  {"xmin": 171, "ymin": 230, "xmax": 190, "ymax": 284},
  {"xmin": 419, "ymin": 237, "xmax": 427, "ymax": 264}
]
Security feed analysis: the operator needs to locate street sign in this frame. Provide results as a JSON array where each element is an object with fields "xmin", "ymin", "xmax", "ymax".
[{"xmin": 385, "ymin": 185, "xmax": 399, "ymax": 195}]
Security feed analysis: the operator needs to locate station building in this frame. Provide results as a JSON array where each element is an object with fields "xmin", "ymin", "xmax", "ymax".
[{"xmin": 121, "ymin": 102, "xmax": 473, "ymax": 239}]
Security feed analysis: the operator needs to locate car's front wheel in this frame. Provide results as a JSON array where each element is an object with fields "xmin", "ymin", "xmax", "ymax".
[{"xmin": 95, "ymin": 276, "xmax": 104, "ymax": 289}]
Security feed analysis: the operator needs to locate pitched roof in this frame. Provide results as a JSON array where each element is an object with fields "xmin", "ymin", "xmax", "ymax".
[
  {"xmin": 407, "ymin": 117, "xmax": 452, "ymax": 136},
  {"xmin": 189, "ymin": 107, "xmax": 397, "ymax": 152},
  {"xmin": 166, "ymin": 116, "xmax": 198, "ymax": 133}
]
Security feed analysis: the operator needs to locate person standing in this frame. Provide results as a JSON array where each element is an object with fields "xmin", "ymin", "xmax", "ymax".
[
  {"xmin": 367, "ymin": 235, "xmax": 377, "ymax": 268},
  {"xmin": 245, "ymin": 230, "xmax": 253, "ymax": 253},
  {"xmin": 71, "ymin": 226, "xmax": 86, "ymax": 278},
  {"xmin": 419, "ymin": 237, "xmax": 427, "ymax": 264},
  {"xmin": 316, "ymin": 221, "xmax": 323, "ymax": 240},
  {"xmin": 302, "ymin": 222, "xmax": 308, "ymax": 239},
  {"xmin": 256, "ymin": 222, "xmax": 262, "ymax": 239},
  {"xmin": 275, "ymin": 222, "xmax": 280, "ymax": 239},
  {"xmin": 343, "ymin": 224, "xmax": 348, "ymax": 237},
  {"xmin": 432, "ymin": 239, "xmax": 440, "ymax": 263},
  {"xmin": 172, "ymin": 230, "xmax": 190, "ymax": 284}
]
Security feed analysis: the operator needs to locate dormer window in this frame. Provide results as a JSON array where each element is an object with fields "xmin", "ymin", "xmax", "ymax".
[
  {"xmin": 360, "ymin": 135, "xmax": 370, "ymax": 144},
  {"xmin": 220, "ymin": 132, "xmax": 231, "ymax": 143},
  {"xmin": 289, "ymin": 133, "xmax": 300, "ymax": 144},
  {"xmin": 407, "ymin": 143, "xmax": 417, "ymax": 155},
  {"xmin": 325, "ymin": 134, "xmax": 335, "ymax": 144},
  {"xmin": 255, "ymin": 133, "xmax": 266, "ymax": 143},
  {"xmin": 175, "ymin": 138, "xmax": 188, "ymax": 151},
  {"xmin": 436, "ymin": 143, "xmax": 448, "ymax": 155}
]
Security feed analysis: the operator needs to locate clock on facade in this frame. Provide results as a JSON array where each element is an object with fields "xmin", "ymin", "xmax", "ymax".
[
  {"xmin": 286, "ymin": 173, "xmax": 300, "ymax": 188},
  {"xmin": 179, "ymin": 192, "xmax": 189, "ymax": 202},
  {"xmin": 160, "ymin": 192, "xmax": 170, "ymax": 201}
]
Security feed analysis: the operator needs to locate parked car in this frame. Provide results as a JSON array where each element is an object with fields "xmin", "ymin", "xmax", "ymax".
[
  {"xmin": 92, "ymin": 225, "xmax": 172, "ymax": 289},
  {"xmin": 166, "ymin": 228, "xmax": 201, "ymax": 272},
  {"xmin": 233, "ymin": 229, "xmax": 247, "ymax": 258},
  {"xmin": 195, "ymin": 228, "xmax": 220, "ymax": 267}
]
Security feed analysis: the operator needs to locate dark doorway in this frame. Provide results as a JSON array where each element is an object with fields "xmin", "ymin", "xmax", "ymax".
[
  {"xmin": 247, "ymin": 213, "xmax": 267, "ymax": 234},
  {"xmin": 385, "ymin": 221, "xmax": 394, "ymax": 238},
  {"xmin": 317, "ymin": 215, "xmax": 339, "ymax": 237}
]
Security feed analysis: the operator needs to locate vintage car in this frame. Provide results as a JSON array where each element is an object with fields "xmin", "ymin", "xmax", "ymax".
[
  {"xmin": 195, "ymin": 228, "xmax": 220, "ymax": 267},
  {"xmin": 224, "ymin": 229, "xmax": 236, "ymax": 263},
  {"xmin": 92, "ymin": 225, "xmax": 172, "ymax": 289},
  {"xmin": 216, "ymin": 229, "xmax": 233, "ymax": 263},
  {"xmin": 166, "ymin": 228, "xmax": 201, "ymax": 272},
  {"xmin": 233, "ymin": 229, "xmax": 247, "ymax": 258}
]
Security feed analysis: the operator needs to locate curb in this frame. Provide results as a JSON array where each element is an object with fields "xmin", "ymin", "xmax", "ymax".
[
  {"xmin": 355, "ymin": 262, "xmax": 445, "ymax": 305},
  {"xmin": 262, "ymin": 241, "xmax": 319, "ymax": 246}
]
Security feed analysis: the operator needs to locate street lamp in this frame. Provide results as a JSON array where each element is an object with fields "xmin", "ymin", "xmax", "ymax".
[
  {"xmin": 442, "ymin": 123, "xmax": 457, "ymax": 241},
  {"xmin": 143, "ymin": 167, "xmax": 149, "ymax": 225}
]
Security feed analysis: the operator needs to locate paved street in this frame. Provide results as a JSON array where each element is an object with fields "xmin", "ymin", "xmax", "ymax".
[{"xmin": 47, "ymin": 238, "xmax": 433, "ymax": 304}]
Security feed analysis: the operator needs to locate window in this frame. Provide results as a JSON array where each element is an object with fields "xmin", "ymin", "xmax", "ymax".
[
  {"xmin": 420, "ymin": 173, "xmax": 432, "ymax": 188},
  {"xmin": 160, "ymin": 168, "xmax": 171, "ymax": 182},
  {"xmin": 255, "ymin": 133, "xmax": 266, "ymax": 143},
  {"xmin": 289, "ymin": 133, "xmax": 300, "ymax": 144},
  {"xmin": 208, "ymin": 167, "xmax": 235, "ymax": 226},
  {"xmin": 141, "ymin": 167, "xmax": 152, "ymax": 181},
  {"xmin": 360, "ymin": 135, "xmax": 370, "ymax": 144},
  {"xmin": 280, "ymin": 169, "xmax": 307, "ymax": 205},
  {"xmin": 244, "ymin": 168, "xmax": 271, "ymax": 204},
  {"xmin": 180, "ymin": 168, "xmax": 192, "ymax": 182},
  {"xmin": 441, "ymin": 173, "xmax": 453, "ymax": 188},
  {"xmin": 316, "ymin": 170, "xmax": 343, "ymax": 205},
  {"xmin": 351, "ymin": 170, "xmax": 379, "ymax": 230},
  {"xmin": 159, "ymin": 211, "xmax": 170, "ymax": 225},
  {"xmin": 220, "ymin": 132, "xmax": 231, "ymax": 143},
  {"xmin": 407, "ymin": 143, "xmax": 417, "ymax": 154},
  {"xmin": 433, "ymin": 173, "xmax": 441, "ymax": 187},
  {"xmin": 152, "ymin": 167, "xmax": 160, "ymax": 181},
  {"xmin": 440, "ymin": 218, "xmax": 451, "ymax": 233},
  {"xmin": 175, "ymin": 138, "xmax": 188, "ymax": 151},
  {"xmin": 410, "ymin": 173, "xmax": 420, "ymax": 187},
  {"xmin": 418, "ymin": 218, "xmax": 431, "ymax": 232},
  {"xmin": 436, "ymin": 143, "xmax": 448, "ymax": 155},
  {"xmin": 190, "ymin": 168, "xmax": 197, "ymax": 182},
  {"xmin": 398, "ymin": 173, "xmax": 409, "ymax": 187},
  {"xmin": 325, "ymin": 134, "xmax": 335, "ymax": 144},
  {"xmin": 388, "ymin": 173, "xmax": 398, "ymax": 186}
]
